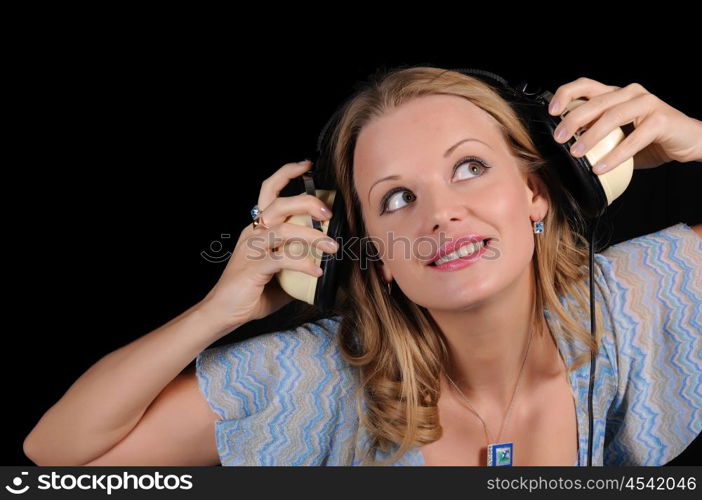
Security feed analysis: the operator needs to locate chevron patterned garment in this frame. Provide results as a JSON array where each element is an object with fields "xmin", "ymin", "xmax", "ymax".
[{"xmin": 195, "ymin": 222, "xmax": 702, "ymax": 466}]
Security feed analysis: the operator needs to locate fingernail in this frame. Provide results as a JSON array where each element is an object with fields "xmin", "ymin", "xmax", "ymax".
[
  {"xmin": 555, "ymin": 126, "xmax": 567, "ymax": 142},
  {"xmin": 549, "ymin": 99, "xmax": 561, "ymax": 115},
  {"xmin": 571, "ymin": 142, "xmax": 585, "ymax": 156},
  {"xmin": 322, "ymin": 238, "xmax": 338, "ymax": 250},
  {"xmin": 320, "ymin": 206, "xmax": 331, "ymax": 216},
  {"xmin": 593, "ymin": 162, "xmax": 607, "ymax": 174}
]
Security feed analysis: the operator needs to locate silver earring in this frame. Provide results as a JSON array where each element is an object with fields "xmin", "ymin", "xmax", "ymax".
[
  {"xmin": 385, "ymin": 280, "xmax": 393, "ymax": 295},
  {"xmin": 533, "ymin": 220, "xmax": 544, "ymax": 234}
]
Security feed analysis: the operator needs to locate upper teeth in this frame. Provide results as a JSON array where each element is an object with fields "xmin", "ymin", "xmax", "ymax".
[{"xmin": 433, "ymin": 240, "xmax": 485, "ymax": 266}]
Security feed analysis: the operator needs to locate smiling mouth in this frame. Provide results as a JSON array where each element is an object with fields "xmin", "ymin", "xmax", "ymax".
[{"xmin": 428, "ymin": 238, "xmax": 491, "ymax": 266}]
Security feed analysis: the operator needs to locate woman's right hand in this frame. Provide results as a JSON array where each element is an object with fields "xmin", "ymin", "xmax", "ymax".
[{"xmin": 199, "ymin": 160, "xmax": 339, "ymax": 331}]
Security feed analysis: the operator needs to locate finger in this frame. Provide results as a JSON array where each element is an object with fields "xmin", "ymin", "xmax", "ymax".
[
  {"xmin": 553, "ymin": 84, "xmax": 649, "ymax": 145},
  {"xmin": 591, "ymin": 114, "xmax": 658, "ymax": 174},
  {"xmin": 255, "ymin": 192, "xmax": 332, "ymax": 229},
  {"xmin": 570, "ymin": 96, "xmax": 652, "ymax": 163},
  {"xmin": 568, "ymin": 92, "xmax": 654, "ymax": 160},
  {"xmin": 250, "ymin": 229, "xmax": 331, "ymax": 278},
  {"xmin": 258, "ymin": 250, "xmax": 325, "ymax": 279},
  {"xmin": 548, "ymin": 76, "xmax": 622, "ymax": 117},
  {"xmin": 258, "ymin": 160, "xmax": 313, "ymax": 212},
  {"xmin": 247, "ymin": 221, "xmax": 338, "ymax": 257}
]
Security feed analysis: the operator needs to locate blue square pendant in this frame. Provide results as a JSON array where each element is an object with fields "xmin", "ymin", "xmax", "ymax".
[{"xmin": 487, "ymin": 442, "xmax": 513, "ymax": 466}]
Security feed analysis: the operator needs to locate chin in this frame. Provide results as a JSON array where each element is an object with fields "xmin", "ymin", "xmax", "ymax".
[{"xmin": 416, "ymin": 282, "xmax": 497, "ymax": 311}]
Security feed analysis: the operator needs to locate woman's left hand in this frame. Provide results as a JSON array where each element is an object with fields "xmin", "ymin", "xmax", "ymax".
[{"xmin": 547, "ymin": 77, "xmax": 702, "ymax": 174}]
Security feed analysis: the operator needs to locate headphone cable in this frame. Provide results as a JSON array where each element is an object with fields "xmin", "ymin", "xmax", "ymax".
[{"xmin": 587, "ymin": 216, "xmax": 600, "ymax": 466}]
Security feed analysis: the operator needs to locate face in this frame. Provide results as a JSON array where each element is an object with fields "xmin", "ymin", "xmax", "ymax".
[{"xmin": 353, "ymin": 94, "xmax": 548, "ymax": 311}]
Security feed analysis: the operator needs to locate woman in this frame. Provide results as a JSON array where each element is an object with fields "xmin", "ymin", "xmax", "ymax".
[{"xmin": 23, "ymin": 66, "xmax": 702, "ymax": 466}]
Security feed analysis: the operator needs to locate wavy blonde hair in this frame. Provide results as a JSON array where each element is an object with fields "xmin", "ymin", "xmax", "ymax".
[{"xmin": 322, "ymin": 65, "xmax": 604, "ymax": 466}]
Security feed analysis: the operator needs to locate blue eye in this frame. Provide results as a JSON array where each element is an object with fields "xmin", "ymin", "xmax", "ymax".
[
  {"xmin": 454, "ymin": 157, "xmax": 490, "ymax": 180},
  {"xmin": 382, "ymin": 188, "xmax": 417, "ymax": 213},
  {"xmin": 379, "ymin": 156, "xmax": 491, "ymax": 214}
]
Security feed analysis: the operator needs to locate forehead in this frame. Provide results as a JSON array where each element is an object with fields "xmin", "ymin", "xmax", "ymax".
[{"xmin": 354, "ymin": 94, "xmax": 504, "ymax": 183}]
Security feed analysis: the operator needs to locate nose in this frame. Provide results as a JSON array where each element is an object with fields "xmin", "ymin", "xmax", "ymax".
[{"xmin": 423, "ymin": 184, "xmax": 472, "ymax": 234}]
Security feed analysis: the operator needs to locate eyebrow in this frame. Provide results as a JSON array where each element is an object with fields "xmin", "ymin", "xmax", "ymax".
[{"xmin": 366, "ymin": 137, "xmax": 493, "ymax": 203}]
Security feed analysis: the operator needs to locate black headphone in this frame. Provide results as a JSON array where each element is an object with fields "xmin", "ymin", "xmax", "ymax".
[{"xmin": 275, "ymin": 67, "xmax": 635, "ymax": 466}]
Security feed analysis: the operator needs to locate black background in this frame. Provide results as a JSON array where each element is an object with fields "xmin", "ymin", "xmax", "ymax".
[{"xmin": 7, "ymin": 28, "xmax": 701, "ymax": 466}]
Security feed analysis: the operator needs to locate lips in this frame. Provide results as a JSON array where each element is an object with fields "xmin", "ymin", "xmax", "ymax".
[{"xmin": 427, "ymin": 234, "xmax": 491, "ymax": 266}]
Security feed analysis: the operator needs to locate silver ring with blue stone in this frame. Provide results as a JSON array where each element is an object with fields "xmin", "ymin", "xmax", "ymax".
[{"xmin": 250, "ymin": 204, "xmax": 261, "ymax": 220}]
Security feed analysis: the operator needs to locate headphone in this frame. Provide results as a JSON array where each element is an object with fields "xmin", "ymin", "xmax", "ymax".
[{"xmin": 274, "ymin": 67, "xmax": 634, "ymax": 466}]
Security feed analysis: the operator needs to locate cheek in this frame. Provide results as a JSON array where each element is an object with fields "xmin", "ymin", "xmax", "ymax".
[
  {"xmin": 365, "ymin": 217, "xmax": 415, "ymax": 261},
  {"xmin": 483, "ymin": 179, "xmax": 530, "ymax": 221},
  {"xmin": 480, "ymin": 181, "xmax": 535, "ymax": 268}
]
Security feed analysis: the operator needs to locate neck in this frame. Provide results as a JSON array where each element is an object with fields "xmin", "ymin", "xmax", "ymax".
[{"xmin": 430, "ymin": 262, "xmax": 550, "ymax": 413}]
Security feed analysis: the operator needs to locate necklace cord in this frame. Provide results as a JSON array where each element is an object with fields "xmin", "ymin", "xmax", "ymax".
[{"xmin": 444, "ymin": 324, "xmax": 535, "ymax": 446}]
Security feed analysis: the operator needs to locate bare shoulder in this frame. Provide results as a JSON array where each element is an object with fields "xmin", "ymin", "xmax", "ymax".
[
  {"xmin": 84, "ymin": 365, "xmax": 221, "ymax": 466},
  {"xmin": 692, "ymin": 223, "xmax": 702, "ymax": 239}
]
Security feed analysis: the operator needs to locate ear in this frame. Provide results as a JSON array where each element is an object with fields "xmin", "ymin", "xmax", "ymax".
[
  {"xmin": 525, "ymin": 171, "xmax": 549, "ymax": 221},
  {"xmin": 368, "ymin": 238, "xmax": 393, "ymax": 284},
  {"xmin": 378, "ymin": 260, "xmax": 393, "ymax": 284}
]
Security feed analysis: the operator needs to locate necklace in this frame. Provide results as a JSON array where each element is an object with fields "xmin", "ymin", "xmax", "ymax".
[{"xmin": 444, "ymin": 326, "xmax": 534, "ymax": 466}]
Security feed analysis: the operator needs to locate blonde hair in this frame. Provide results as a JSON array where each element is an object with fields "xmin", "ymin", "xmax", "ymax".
[{"xmin": 322, "ymin": 65, "xmax": 603, "ymax": 465}]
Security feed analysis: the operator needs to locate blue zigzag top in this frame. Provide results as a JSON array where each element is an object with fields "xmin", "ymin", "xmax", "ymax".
[{"xmin": 195, "ymin": 223, "xmax": 702, "ymax": 466}]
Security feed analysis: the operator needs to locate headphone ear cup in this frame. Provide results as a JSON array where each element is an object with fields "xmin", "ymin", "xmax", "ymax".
[
  {"xmin": 313, "ymin": 187, "xmax": 350, "ymax": 312},
  {"xmin": 277, "ymin": 102, "xmax": 350, "ymax": 313},
  {"xmin": 547, "ymin": 99, "xmax": 633, "ymax": 217},
  {"xmin": 574, "ymin": 119, "xmax": 634, "ymax": 207},
  {"xmin": 563, "ymin": 100, "xmax": 634, "ymax": 206},
  {"xmin": 274, "ymin": 187, "xmax": 337, "ymax": 308}
]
